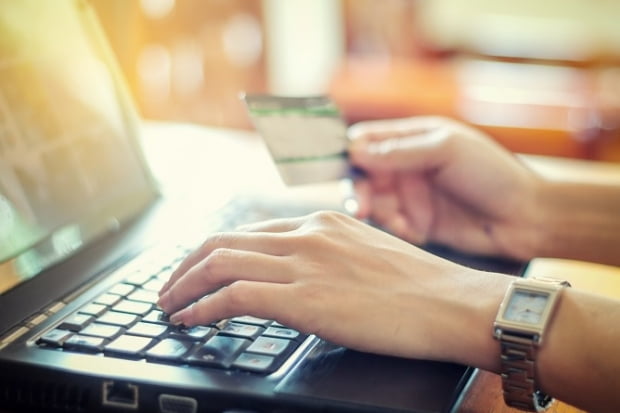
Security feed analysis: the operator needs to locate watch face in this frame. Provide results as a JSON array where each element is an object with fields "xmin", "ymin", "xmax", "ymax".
[{"xmin": 503, "ymin": 290, "xmax": 550, "ymax": 325}]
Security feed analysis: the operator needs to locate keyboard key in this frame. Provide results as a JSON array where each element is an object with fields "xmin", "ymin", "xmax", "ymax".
[
  {"xmin": 78, "ymin": 303, "xmax": 108, "ymax": 317},
  {"xmin": 219, "ymin": 323, "xmax": 263, "ymax": 340},
  {"xmin": 233, "ymin": 353, "xmax": 276, "ymax": 373},
  {"xmin": 113, "ymin": 300, "xmax": 153, "ymax": 316},
  {"xmin": 124, "ymin": 270, "xmax": 155, "ymax": 286},
  {"xmin": 142, "ymin": 279, "xmax": 165, "ymax": 292},
  {"xmin": 246, "ymin": 337, "xmax": 292, "ymax": 357},
  {"xmin": 58, "ymin": 313, "xmax": 94, "ymax": 331},
  {"xmin": 146, "ymin": 338, "xmax": 194, "ymax": 362},
  {"xmin": 108, "ymin": 283, "xmax": 135, "ymax": 296},
  {"xmin": 263, "ymin": 326, "xmax": 301, "ymax": 341},
  {"xmin": 126, "ymin": 322, "xmax": 168, "ymax": 338},
  {"xmin": 155, "ymin": 268, "xmax": 175, "ymax": 283},
  {"xmin": 169, "ymin": 326, "xmax": 214, "ymax": 341},
  {"xmin": 94, "ymin": 293, "xmax": 121, "ymax": 307},
  {"xmin": 127, "ymin": 289, "xmax": 159, "ymax": 304},
  {"xmin": 98, "ymin": 311, "xmax": 139, "ymax": 328},
  {"xmin": 105, "ymin": 335, "xmax": 154, "ymax": 358},
  {"xmin": 143, "ymin": 309, "xmax": 174, "ymax": 325},
  {"xmin": 186, "ymin": 336, "xmax": 250, "ymax": 369},
  {"xmin": 80, "ymin": 323, "xmax": 123, "ymax": 339},
  {"xmin": 37, "ymin": 329, "xmax": 73, "ymax": 347},
  {"xmin": 231, "ymin": 316, "xmax": 272, "ymax": 327},
  {"xmin": 64, "ymin": 335, "xmax": 106, "ymax": 352}
]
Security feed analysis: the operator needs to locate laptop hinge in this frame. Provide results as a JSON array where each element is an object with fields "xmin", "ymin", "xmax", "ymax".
[{"xmin": 0, "ymin": 300, "xmax": 66, "ymax": 350}]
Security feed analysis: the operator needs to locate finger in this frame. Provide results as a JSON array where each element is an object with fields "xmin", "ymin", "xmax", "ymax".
[
  {"xmin": 160, "ymin": 231, "xmax": 293, "ymax": 296},
  {"xmin": 159, "ymin": 249, "xmax": 292, "ymax": 314},
  {"xmin": 348, "ymin": 116, "xmax": 447, "ymax": 141},
  {"xmin": 397, "ymin": 173, "xmax": 433, "ymax": 244},
  {"xmin": 381, "ymin": 214, "xmax": 410, "ymax": 240},
  {"xmin": 350, "ymin": 127, "xmax": 452, "ymax": 172},
  {"xmin": 353, "ymin": 178, "xmax": 372, "ymax": 219},
  {"xmin": 349, "ymin": 116, "xmax": 458, "ymax": 175},
  {"xmin": 368, "ymin": 193, "xmax": 411, "ymax": 239},
  {"xmin": 169, "ymin": 281, "xmax": 295, "ymax": 328},
  {"xmin": 235, "ymin": 215, "xmax": 306, "ymax": 233},
  {"xmin": 367, "ymin": 170, "xmax": 397, "ymax": 192}
]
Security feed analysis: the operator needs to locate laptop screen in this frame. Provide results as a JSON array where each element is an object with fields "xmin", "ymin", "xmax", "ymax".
[{"xmin": 0, "ymin": 1, "xmax": 159, "ymax": 294}]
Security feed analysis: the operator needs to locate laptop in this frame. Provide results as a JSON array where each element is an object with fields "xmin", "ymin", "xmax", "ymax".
[{"xmin": 0, "ymin": 1, "xmax": 525, "ymax": 412}]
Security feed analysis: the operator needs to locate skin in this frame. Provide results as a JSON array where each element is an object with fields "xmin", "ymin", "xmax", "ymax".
[
  {"xmin": 158, "ymin": 116, "xmax": 620, "ymax": 413},
  {"xmin": 347, "ymin": 116, "xmax": 620, "ymax": 267}
]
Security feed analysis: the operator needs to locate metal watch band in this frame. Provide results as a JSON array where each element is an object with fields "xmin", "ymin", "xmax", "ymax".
[
  {"xmin": 495, "ymin": 277, "xmax": 570, "ymax": 412},
  {"xmin": 499, "ymin": 334, "xmax": 553, "ymax": 412}
]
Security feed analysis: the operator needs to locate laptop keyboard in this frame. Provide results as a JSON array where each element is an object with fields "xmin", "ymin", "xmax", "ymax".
[{"xmin": 36, "ymin": 243, "xmax": 308, "ymax": 375}]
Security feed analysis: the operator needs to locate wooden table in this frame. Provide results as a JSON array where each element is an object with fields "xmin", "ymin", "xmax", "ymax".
[{"xmin": 458, "ymin": 370, "xmax": 588, "ymax": 413}]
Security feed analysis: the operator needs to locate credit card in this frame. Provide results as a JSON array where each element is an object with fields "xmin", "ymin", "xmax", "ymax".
[{"xmin": 243, "ymin": 94, "xmax": 354, "ymax": 186}]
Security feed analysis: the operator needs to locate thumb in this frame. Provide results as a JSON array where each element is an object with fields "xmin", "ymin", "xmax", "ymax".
[{"xmin": 349, "ymin": 128, "xmax": 450, "ymax": 173}]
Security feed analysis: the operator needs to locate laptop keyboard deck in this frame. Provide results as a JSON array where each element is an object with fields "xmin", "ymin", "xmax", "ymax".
[
  {"xmin": 36, "ymin": 239, "xmax": 307, "ymax": 375},
  {"xmin": 34, "ymin": 197, "xmax": 328, "ymax": 375}
]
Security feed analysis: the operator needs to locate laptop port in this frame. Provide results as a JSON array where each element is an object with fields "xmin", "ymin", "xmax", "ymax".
[
  {"xmin": 102, "ymin": 380, "xmax": 139, "ymax": 409},
  {"xmin": 158, "ymin": 394, "xmax": 197, "ymax": 413}
]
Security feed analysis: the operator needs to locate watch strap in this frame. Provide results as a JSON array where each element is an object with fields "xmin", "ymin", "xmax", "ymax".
[
  {"xmin": 495, "ymin": 277, "xmax": 570, "ymax": 412},
  {"xmin": 499, "ymin": 333, "xmax": 553, "ymax": 411}
]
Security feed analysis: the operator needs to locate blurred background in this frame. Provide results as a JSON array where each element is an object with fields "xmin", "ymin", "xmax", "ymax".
[{"xmin": 91, "ymin": 0, "xmax": 620, "ymax": 161}]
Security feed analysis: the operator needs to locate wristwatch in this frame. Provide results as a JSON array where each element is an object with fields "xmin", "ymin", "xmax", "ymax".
[{"xmin": 493, "ymin": 276, "xmax": 571, "ymax": 412}]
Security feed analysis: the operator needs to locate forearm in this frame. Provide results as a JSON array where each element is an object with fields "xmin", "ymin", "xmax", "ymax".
[
  {"xmin": 462, "ymin": 275, "xmax": 620, "ymax": 412},
  {"xmin": 532, "ymin": 180, "xmax": 620, "ymax": 266},
  {"xmin": 537, "ymin": 289, "xmax": 620, "ymax": 412}
]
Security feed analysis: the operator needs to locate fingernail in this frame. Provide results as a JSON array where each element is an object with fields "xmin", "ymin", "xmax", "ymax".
[
  {"xmin": 170, "ymin": 307, "xmax": 190, "ymax": 326},
  {"xmin": 157, "ymin": 292, "xmax": 169, "ymax": 311}
]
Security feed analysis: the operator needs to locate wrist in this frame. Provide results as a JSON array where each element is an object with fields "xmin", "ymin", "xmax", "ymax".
[
  {"xmin": 488, "ymin": 175, "xmax": 547, "ymax": 262},
  {"xmin": 517, "ymin": 176, "xmax": 554, "ymax": 260},
  {"xmin": 437, "ymin": 270, "xmax": 511, "ymax": 372}
]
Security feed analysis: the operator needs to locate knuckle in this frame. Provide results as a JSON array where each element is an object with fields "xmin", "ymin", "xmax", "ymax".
[
  {"xmin": 220, "ymin": 281, "xmax": 251, "ymax": 313},
  {"xmin": 200, "ymin": 232, "xmax": 231, "ymax": 252},
  {"xmin": 208, "ymin": 247, "xmax": 234, "ymax": 261},
  {"xmin": 309, "ymin": 210, "xmax": 347, "ymax": 225},
  {"xmin": 294, "ymin": 228, "xmax": 329, "ymax": 250},
  {"xmin": 312, "ymin": 210, "xmax": 334, "ymax": 220},
  {"xmin": 198, "ymin": 248, "xmax": 234, "ymax": 281},
  {"xmin": 296, "ymin": 211, "xmax": 353, "ymax": 245}
]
